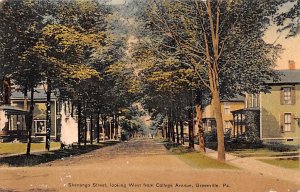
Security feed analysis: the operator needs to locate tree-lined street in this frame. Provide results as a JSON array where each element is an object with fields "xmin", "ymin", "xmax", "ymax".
[{"xmin": 1, "ymin": 0, "xmax": 300, "ymax": 191}]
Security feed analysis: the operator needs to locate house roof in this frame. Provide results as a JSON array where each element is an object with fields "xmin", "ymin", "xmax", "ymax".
[
  {"xmin": 220, "ymin": 95, "xmax": 245, "ymax": 102},
  {"xmin": 11, "ymin": 89, "xmax": 57, "ymax": 100},
  {"xmin": 267, "ymin": 70, "xmax": 300, "ymax": 85}
]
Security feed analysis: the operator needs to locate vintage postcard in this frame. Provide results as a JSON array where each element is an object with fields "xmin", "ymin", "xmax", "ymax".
[{"xmin": 0, "ymin": 0, "xmax": 299, "ymax": 191}]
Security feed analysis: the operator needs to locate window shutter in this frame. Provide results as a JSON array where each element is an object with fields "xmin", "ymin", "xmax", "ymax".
[
  {"xmin": 280, "ymin": 88, "xmax": 284, "ymax": 105},
  {"xmin": 280, "ymin": 114, "xmax": 284, "ymax": 133},
  {"xmin": 291, "ymin": 87, "xmax": 296, "ymax": 105},
  {"xmin": 291, "ymin": 114, "xmax": 295, "ymax": 132}
]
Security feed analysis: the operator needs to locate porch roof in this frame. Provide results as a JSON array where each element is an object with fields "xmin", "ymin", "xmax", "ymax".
[
  {"xmin": 10, "ymin": 89, "xmax": 57, "ymax": 101},
  {"xmin": 0, "ymin": 105, "xmax": 29, "ymax": 115},
  {"xmin": 231, "ymin": 107, "xmax": 259, "ymax": 115}
]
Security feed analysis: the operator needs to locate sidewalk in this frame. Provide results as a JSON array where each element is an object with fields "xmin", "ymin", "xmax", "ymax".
[{"xmin": 193, "ymin": 144, "xmax": 300, "ymax": 185}]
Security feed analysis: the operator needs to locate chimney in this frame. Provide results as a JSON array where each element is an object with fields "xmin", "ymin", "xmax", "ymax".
[{"xmin": 288, "ymin": 60, "xmax": 296, "ymax": 70}]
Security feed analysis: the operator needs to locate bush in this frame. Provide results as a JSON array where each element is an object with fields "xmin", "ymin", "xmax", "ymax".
[
  {"xmin": 204, "ymin": 129, "xmax": 217, "ymax": 142},
  {"xmin": 264, "ymin": 142, "xmax": 298, "ymax": 152}
]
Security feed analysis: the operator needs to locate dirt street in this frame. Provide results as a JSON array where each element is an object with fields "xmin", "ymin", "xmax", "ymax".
[{"xmin": 0, "ymin": 139, "xmax": 299, "ymax": 192}]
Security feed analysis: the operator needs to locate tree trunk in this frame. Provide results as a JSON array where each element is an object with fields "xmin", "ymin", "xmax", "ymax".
[
  {"xmin": 96, "ymin": 112, "xmax": 100, "ymax": 143},
  {"xmin": 176, "ymin": 121, "xmax": 179, "ymax": 144},
  {"xmin": 2, "ymin": 77, "xmax": 11, "ymax": 105},
  {"xmin": 115, "ymin": 115, "xmax": 118, "ymax": 140},
  {"xmin": 188, "ymin": 107, "xmax": 194, "ymax": 149},
  {"xmin": 196, "ymin": 104, "xmax": 206, "ymax": 153},
  {"xmin": 111, "ymin": 115, "xmax": 115, "ymax": 140},
  {"xmin": 167, "ymin": 116, "xmax": 171, "ymax": 141},
  {"xmin": 165, "ymin": 124, "xmax": 168, "ymax": 140},
  {"xmin": 71, "ymin": 102, "xmax": 74, "ymax": 117},
  {"xmin": 45, "ymin": 82, "xmax": 51, "ymax": 151},
  {"xmin": 171, "ymin": 120, "xmax": 175, "ymax": 142},
  {"xmin": 212, "ymin": 91, "xmax": 225, "ymax": 161},
  {"xmin": 77, "ymin": 102, "xmax": 82, "ymax": 146},
  {"xmin": 102, "ymin": 116, "xmax": 105, "ymax": 142},
  {"xmin": 180, "ymin": 120, "xmax": 184, "ymax": 145},
  {"xmin": 24, "ymin": 86, "xmax": 28, "ymax": 111},
  {"xmin": 206, "ymin": 0, "xmax": 225, "ymax": 161},
  {"xmin": 83, "ymin": 105, "xmax": 87, "ymax": 146},
  {"xmin": 109, "ymin": 119, "xmax": 112, "ymax": 140},
  {"xmin": 90, "ymin": 114, "xmax": 93, "ymax": 145},
  {"xmin": 26, "ymin": 87, "xmax": 34, "ymax": 155}
]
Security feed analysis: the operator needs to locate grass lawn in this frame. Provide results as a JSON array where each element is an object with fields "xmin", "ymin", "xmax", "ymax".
[
  {"xmin": 0, "ymin": 142, "xmax": 61, "ymax": 155},
  {"xmin": 259, "ymin": 158, "xmax": 299, "ymax": 170},
  {"xmin": 167, "ymin": 145, "xmax": 237, "ymax": 169},
  {"xmin": 230, "ymin": 148, "xmax": 298, "ymax": 158},
  {"xmin": 177, "ymin": 152, "xmax": 237, "ymax": 169}
]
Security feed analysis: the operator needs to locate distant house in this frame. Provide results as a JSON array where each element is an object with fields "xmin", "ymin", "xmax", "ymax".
[
  {"xmin": 202, "ymin": 95, "xmax": 245, "ymax": 136},
  {"xmin": 259, "ymin": 69, "xmax": 300, "ymax": 145},
  {"xmin": 231, "ymin": 64, "xmax": 300, "ymax": 145},
  {"xmin": 0, "ymin": 86, "xmax": 61, "ymax": 142}
]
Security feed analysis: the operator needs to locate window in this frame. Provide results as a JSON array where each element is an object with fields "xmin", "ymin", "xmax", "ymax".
[
  {"xmin": 225, "ymin": 121, "xmax": 231, "ymax": 129},
  {"xmin": 252, "ymin": 94, "xmax": 258, "ymax": 108},
  {"xmin": 224, "ymin": 102, "xmax": 230, "ymax": 115},
  {"xmin": 284, "ymin": 113, "xmax": 292, "ymax": 132},
  {"xmin": 207, "ymin": 120, "xmax": 211, "ymax": 132},
  {"xmin": 283, "ymin": 88, "xmax": 292, "ymax": 104},
  {"xmin": 246, "ymin": 94, "xmax": 260, "ymax": 108},
  {"xmin": 34, "ymin": 120, "xmax": 46, "ymax": 133}
]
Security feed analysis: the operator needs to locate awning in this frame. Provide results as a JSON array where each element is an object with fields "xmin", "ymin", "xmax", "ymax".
[{"xmin": 0, "ymin": 105, "xmax": 29, "ymax": 115}]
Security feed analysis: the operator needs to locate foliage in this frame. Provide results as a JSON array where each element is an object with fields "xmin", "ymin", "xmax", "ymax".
[
  {"xmin": 275, "ymin": 0, "xmax": 300, "ymax": 37},
  {"xmin": 244, "ymin": 111, "xmax": 261, "ymax": 144},
  {"xmin": 128, "ymin": 0, "xmax": 284, "ymax": 160},
  {"xmin": 0, "ymin": 0, "xmax": 44, "ymax": 89},
  {"xmin": 145, "ymin": 0, "xmax": 281, "ymax": 96}
]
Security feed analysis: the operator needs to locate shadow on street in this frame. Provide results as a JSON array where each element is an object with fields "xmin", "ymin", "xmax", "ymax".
[{"xmin": 0, "ymin": 141, "xmax": 118, "ymax": 167}]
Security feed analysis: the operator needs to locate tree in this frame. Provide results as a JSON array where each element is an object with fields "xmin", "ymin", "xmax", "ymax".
[
  {"xmin": 1, "ymin": 0, "xmax": 107, "ymax": 151},
  {"xmin": 0, "ymin": 0, "xmax": 46, "ymax": 155},
  {"xmin": 275, "ymin": 0, "xmax": 300, "ymax": 37},
  {"xmin": 131, "ymin": 36, "xmax": 206, "ymax": 147},
  {"xmin": 30, "ymin": 0, "xmax": 108, "ymax": 149},
  {"xmin": 136, "ymin": 0, "xmax": 281, "ymax": 161}
]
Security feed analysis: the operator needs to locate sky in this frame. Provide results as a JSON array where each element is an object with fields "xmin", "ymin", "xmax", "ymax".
[
  {"xmin": 263, "ymin": 1, "xmax": 300, "ymax": 70},
  {"xmin": 264, "ymin": 26, "xmax": 300, "ymax": 70},
  {"xmin": 109, "ymin": 0, "xmax": 125, "ymax": 5}
]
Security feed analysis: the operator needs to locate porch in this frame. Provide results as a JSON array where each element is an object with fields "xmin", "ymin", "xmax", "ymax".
[
  {"xmin": 231, "ymin": 108, "xmax": 260, "ymax": 138},
  {"xmin": 0, "ymin": 105, "xmax": 29, "ymax": 142}
]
